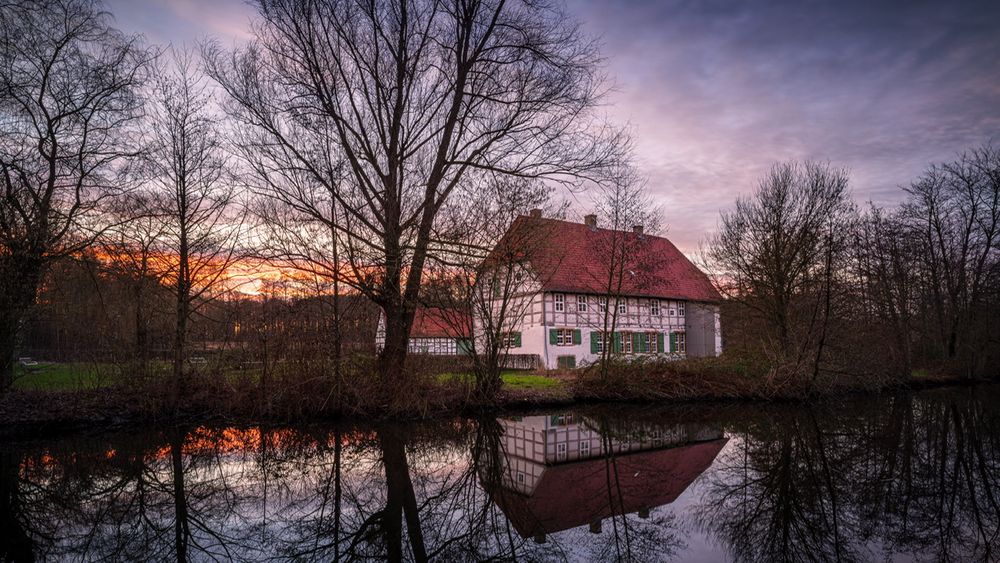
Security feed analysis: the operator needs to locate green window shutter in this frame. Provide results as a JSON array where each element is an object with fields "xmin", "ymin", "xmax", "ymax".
[
  {"xmin": 613, "ymin": 332, "xmax": 622, "ymax": 353},
  {"xmin": 670, "ymin": 332, "xmax": 678, "ymax": 353},
  {"xmin": 514, "ymin": 332, "xmax": 522, "ymax": 347},
  {"xmin": 590, "ymin": 332, "xmax": 599, "ymax": 354},
  {"xmin": 573, "ymin": 329, "xmax": 582, "ymax": 345},
  {"xmin": 549, "ymin": 328, "xmax": 557, "ymax": 344},
  {"xmin": 657, "ymin": 333, "xmax": 665, "ymax": 353}
]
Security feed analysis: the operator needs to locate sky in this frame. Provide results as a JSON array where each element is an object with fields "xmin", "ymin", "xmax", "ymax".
[{"xmin": 105, "ymin": 0, "xmax": 1000, "ymax": 252}]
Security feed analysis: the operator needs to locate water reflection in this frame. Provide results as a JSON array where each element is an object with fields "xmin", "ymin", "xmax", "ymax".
[{"xmin": 0, "ymin": 386, "xmax": 998, "ymax": 562}]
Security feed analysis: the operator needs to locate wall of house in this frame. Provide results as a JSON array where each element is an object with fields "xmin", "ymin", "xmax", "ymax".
[
  {"xmin": 685, "ymin": 303, "xmax": 722, "ymax": 358},
  {"xmin": 497, "ymin": 291, "xmax": 708, "ymax": 369}
]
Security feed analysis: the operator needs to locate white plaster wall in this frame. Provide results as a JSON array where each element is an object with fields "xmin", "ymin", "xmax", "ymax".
[{"xmin": 685, "ymin": 303, "xmax": 722, "ymax": 357}]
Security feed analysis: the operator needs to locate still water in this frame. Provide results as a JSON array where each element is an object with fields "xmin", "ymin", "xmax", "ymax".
[{"xmin": 2, "ymin": 385, "xmax": 998, "ymax": 562}]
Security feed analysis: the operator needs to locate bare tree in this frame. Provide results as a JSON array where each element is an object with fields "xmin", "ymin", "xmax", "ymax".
[
  {"xmin": 707, "ymin": 161, "xmax": 852, "ymax": 361},
  {"xmin": 204, "ymin": 0, "xmax": 627, "ymax": 381},
  {"xmin": 426, "ymin": 176, "xmax": 557, "ymax": 398},
  {"xmin": 587, "ymin": 164, "xmax": 663, "ymax": 371},
  {"xmin": 99, "ymin": 190, "xmax": 172, "ymax": 374},
  {"xmin": 0, "ymin": 0, "xmax": 153, "ymax": 390},
  {"xmin": 902, "ymin": 145, "xmax": 1000, "ymax": 376},
  {"xmin": 146, "ymin": 49, "xmax": 242, "ymax": 386}
]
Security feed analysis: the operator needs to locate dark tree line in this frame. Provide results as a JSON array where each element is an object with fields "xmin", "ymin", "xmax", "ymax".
[{"xmin": 709, "ymin": 148, "xmax": 1000, "ymax": 388}]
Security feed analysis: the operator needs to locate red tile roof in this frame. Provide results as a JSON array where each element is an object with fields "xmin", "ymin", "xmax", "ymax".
[
  {"xmin": 492, "ymin": 216, "xmax": 721, "ymax": 302},
  {"xmin": 490, "ymin": 438, "xmax": 728, "ymax": 537},
  {"xmin": 410, "ymin": 307, "xmax": 471, "ymax": 338}
]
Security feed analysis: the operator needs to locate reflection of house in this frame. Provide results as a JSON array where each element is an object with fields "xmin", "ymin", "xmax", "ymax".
[
  {"xmin": 481, "ymin": 211, "xmax": 722, "ymax": 369},
  {"xmin": 487, "ymin": 414, "xmax": 727, "ymax": 542},
  {"xmin": 375, "ymin": 307, "xmax": 472, "ymax": 355}
]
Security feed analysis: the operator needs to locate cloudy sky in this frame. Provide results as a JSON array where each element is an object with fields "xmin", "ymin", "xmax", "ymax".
[{"xmin": 106, "ymin": 0, "xmax": 1000, "ymax": 251}]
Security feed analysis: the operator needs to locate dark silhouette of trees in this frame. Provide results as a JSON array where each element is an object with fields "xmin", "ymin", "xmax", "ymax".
[
  {"xmin": 0, "ymin": 0, "xmax": 153, "ymax": 390},
  {"xmin": 146, "ymin": 49, "xmax": 243, "ymax": 386},
  {"xmin": 708, "ymin": 161, "xmax": 853, "ymax": 363}
]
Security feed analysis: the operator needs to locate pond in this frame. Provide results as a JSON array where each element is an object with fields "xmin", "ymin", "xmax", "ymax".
[{"xmin": 2, "ymin": 385, "xmax": 998, "ymax": 562}]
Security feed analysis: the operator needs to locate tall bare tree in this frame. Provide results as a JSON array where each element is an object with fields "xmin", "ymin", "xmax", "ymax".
[
  {"xmin": 100, "ymin": 190, "xmax": 172, "ymax": 374},
  {"xmin": 587, "ymin": 164, "xmax": 663, "ymax": 370},
  {"xmin": 0, "ymin": 0, "xmax": 152, "ymax": 390},
  {"xmin": 708, "ymin": 161, "xmax": 852, "ymax": 361},
  {"xmin": 146, "ymin": 49, "xmax": 241, "ymax": 385},
  {"xmin": 204, "ymin": 0, "xmax": 627, "ymax": 380},
  {"xmin": 426, "ymin": 176, "xmax": 557, "ymax": 398},
  {"xmin": 902, "ymin": 144, "xmax": 1000, "ymax": 376}
]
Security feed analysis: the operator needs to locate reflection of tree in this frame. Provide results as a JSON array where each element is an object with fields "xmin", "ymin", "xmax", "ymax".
[
  {"xmin": 0, "ymin": 449, "xmax": 34, "ymax": 562},
  {"xmin": 695, "ymin": 388, "xmax": 1000, "ymax": 562},
  {"xmin": 3, "ymin": 388, "xmax": 999, "ymax": 561}
]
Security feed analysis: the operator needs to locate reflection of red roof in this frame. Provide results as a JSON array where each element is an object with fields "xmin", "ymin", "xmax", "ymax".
[
  {"xmin": 491, "ymin": 438, "xmax": 727, "ymax": 537},
  {"xmin": 411, "ymin": 307, "xmax": 471, "ymax": 338},
  {"xmin": 493, "ymin": 216, "xmax": 721, "ymax": 302}
]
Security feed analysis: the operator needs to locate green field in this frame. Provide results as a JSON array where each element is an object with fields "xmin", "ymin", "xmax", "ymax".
[
  {"xmin": 13, "ymin": 363, "xmax": 114, "ymax": 391},
  {"xmin": 436, "ymin": 370, "xmax": 564, "ymax": 391}
]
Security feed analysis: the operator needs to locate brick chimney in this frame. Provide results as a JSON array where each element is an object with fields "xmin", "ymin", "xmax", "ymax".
[
  {"xmin": 584, "ymin": 214, "xmax": 597, "ymax": 228},
  {"xmin": 633, "ymin": 225, "xmax": 644, "ymax": 236},
  {"xmin": 529, "ymin": 208, "xmax": 542, "ymax": 218}
]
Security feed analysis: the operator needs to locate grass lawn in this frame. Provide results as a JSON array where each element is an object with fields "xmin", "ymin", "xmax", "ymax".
[
  {"xmin": 436, "ymin": 370, "xmax": 565, "ymax": 391},
  {"xmin": 500, "ymin": 372, "xmax": 563, "ymax": 390},
  {"xmin": 13, "ymin": 362, "xmax": 114, "ymax": 391}
]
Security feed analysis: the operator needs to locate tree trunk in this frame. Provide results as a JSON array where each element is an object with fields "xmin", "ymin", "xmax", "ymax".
[
  {"xmin": 134, "ymin": 282, "xmax": 149, "ymax": 375},
  {"xmin": 0, "ymin": 256, "xmax": 45, "ymax": 393},
  {"xmin": 380, "ymin": 428, "xmax": 427, "ymax": 563},
  {"xmin": 170, "ymin": 429, "xmax": 190, "ymax": 563},
  {"xmin": 0, "ymin": 449, "xmax": 34, "ymax": 562},
  {"xmin": 379, "ymin": 307, "xmax": 415, "ymax": 381}
]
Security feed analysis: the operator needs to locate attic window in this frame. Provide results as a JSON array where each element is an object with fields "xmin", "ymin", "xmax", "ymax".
[{"xmin": 554, "ymin": 293, "xmax": 565, "ymax": 312}]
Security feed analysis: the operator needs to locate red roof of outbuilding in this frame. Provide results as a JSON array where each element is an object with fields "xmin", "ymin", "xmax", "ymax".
[
  {"xmin": 491, "ymin": 216, "xmax": 721, "ymax": 302},
  {"xmin": 410, "ymin": 307, "xmax": 471, "ymax": 338}
]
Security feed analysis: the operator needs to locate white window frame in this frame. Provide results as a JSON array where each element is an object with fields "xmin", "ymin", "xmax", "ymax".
[
  {"xmin": 556, "ymin": 442, "xmax": 567, "ymax": 460},
  {"xmin": 644, "ymin": 332, "xmax": 657, "ymax": 353},
  {"xmin": 679, "ymin": 302, "xmax": 686, "ymax": 316},
  {"xmin": 595, "ymin": 332, "xmax": 605, "ymax": 353},
  {"xmin": 617, "ymin": 299, "xmax": 627, "ymax": 314},
  {"xmin": 650, "ymin": 300, "xmax": 661, "ymax": 316},
  {"xmin": 555, "ymin": 328, "xmax": 574, "ymax": 346},
  {"xmin": 580, "ymin": 440, "xmax": 591, "ymax": 456},
  {"xmin": 577, "ymin": 294, "xmax": 588, "ymax": 312},
  {"xmin": 598, "ymin": 297, "xmax": 608, "ymax": 313},
  {"xmin": 619, "ymin": 331, "xmax": 633, "ymax": 354},
  {"xmin": 677, "ymin": 332, "xmax": 687, "ymax": 353},
  {"xmin": 554, "ymin": 293, "xmax": 565, "ymax": 312},
  {"xmin": 501, "ymin": 332, "xmax": 518, "ymax": 348}
]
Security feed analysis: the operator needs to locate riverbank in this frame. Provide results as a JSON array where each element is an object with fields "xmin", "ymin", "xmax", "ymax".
[{"xmin": 0, "ymin": 357, "xmax": 989, "ymax": 439}]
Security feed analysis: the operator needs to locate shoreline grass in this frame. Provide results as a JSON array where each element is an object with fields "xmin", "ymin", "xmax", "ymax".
[{"xmin": 0, "ymin": 357, "xmax": 991, "ymax": 438}]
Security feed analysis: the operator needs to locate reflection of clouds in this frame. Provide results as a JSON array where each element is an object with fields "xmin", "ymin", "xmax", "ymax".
[{"xmin": 569, "ymin": 0, "xmax": 1000, "ymax": 251}]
